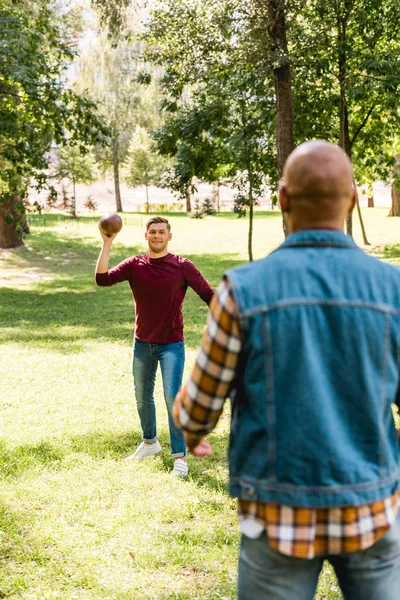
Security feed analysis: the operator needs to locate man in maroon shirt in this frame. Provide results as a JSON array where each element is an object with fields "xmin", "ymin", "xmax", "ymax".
[{"xmin": 95, "ymin": 216, "xmax": 214, "ymax": 476}]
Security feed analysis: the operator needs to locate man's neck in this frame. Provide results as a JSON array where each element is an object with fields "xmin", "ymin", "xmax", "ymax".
[
  {"xmin": 289, "ymin": 220, "xmax": 345, "ymax": 233},
  {"xmin": 148, "ymin": 249, "xmax": 169, "ymax": 259}
]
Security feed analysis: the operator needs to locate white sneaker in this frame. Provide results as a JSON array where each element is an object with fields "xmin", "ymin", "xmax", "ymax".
[
  {"xmin": 125, "ymin": 440, "xmax": 162, "ymax": 460},
  {"xmin": 172, "ymin": 458, "xmax": 188, "ymax": 477}
]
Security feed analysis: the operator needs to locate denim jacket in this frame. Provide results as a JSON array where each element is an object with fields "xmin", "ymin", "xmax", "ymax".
[{"xmin": 227, "ymin": 230, "xmax": 400, "ymax": 508}]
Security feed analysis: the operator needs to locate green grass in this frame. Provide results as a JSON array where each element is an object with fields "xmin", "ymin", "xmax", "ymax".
[{"xmin": 0, "ymin": 208, "xmax": 398, "ymax": 599}]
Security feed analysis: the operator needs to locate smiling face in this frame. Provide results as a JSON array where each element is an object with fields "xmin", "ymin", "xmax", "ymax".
[{"xmin": 145, "ymin": 222, "xmax": 172, "ymax": 257}]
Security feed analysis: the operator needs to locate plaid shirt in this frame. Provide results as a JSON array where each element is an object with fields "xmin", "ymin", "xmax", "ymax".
[{"xmin": 174, "ymin": 278, "xmax": 400, "ymax": 559}]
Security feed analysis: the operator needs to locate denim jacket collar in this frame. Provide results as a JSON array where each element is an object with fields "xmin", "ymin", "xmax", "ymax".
[{"xmin": 280, "ymin": 229, "xmax": 358, "ymax": 249}]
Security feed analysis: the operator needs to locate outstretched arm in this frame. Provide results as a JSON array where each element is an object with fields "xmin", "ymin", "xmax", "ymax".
[
  {"xmin": 173, "ymin": 278, "xmax": 242, "ymax": 455},
  {"xmin": 184, "ymin": 261, "xmax": 214, "ymax": 305}
]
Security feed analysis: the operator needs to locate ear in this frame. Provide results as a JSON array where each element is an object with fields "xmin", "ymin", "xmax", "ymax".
[
  {"xmin": 348, "ymin": 188, "xmax": 357, "ymax": 215},
  {"xmin": 144, "ymin": 231, "xmax": 148, "ymax": 240},
  {"xmin": 168, "ymin": 231, "xmax": 172, "ymax": 241},
  {"xmin": 279, "ymin": 183, "xmax": 290, "ymax": 213}
]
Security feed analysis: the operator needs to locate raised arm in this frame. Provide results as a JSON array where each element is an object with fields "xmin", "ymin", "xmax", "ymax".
[
  {"xmin": 95, "ymin": 226, "xmax": 132, "ymax": 287},
  {"xmin": 95, "ymin": 225, "xmax": 117, "ymax": 275}
]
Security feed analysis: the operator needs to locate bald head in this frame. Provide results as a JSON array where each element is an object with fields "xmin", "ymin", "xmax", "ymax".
[{"xmin": 280, "ymin": 140, "xmax": 356, "ymax": 232}]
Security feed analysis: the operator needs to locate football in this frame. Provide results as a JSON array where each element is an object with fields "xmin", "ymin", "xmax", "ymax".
[{"xmin": 99, "ymin": 213, "xmax": 123, "ymax": 237}]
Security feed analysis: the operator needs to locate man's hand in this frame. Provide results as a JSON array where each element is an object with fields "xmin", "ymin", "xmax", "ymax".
[
  {"xmin": 99, "ymin": 223, "xmax": 118, "ymax": 244},
  {"xmin": 185, "ymin": 435, "xmax": 213, "ymax": 457}
]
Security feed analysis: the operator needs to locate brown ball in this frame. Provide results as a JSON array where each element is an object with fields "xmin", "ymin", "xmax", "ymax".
[{"xmin": 99, "ymin": 213, "xmax": 123, "ymax": 237}]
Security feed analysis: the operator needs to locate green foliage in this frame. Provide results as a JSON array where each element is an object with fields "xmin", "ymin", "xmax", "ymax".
[
  {"xmin": 53, "ymin": 145, "xmax": 98, "ymax": 216},
  {"xmin": 76, "ymin": 34, "xmax": 161, "ymax": 175},
  {"xmin": 123, "ymin": 127, "xmax": 169, "ymax": 189},
  {"xmin": 0, "ymin": 0, "xmax": 107, "ymax": 246},
  {"xmin": 143, "ymin": 0, "xmax": 278, "ymax": 258},
  {"xmin": 54, "ymin": 146, "xmax": 98, "ymax": 186},
  {"xmin": 291, "ymin": 0, "xmax": 400, "ymax": 179},
  {"xmin": 91, "ymin": 0, "xmax": 132, "ymax": 39},
  {"xmin": 202, "ymin": 198, "xmax": 216, "ymax": 215}
]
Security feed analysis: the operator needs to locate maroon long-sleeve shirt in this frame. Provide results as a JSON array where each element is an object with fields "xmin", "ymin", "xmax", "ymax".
[{"xmin": 95, "ymin": 253, "xmax": 214, "ymax": 343}]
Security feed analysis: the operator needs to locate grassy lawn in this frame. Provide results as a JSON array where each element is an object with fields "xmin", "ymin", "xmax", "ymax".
[{"xmin": 1, "ymin": 208, "xmax": 399, "ymax": 599}]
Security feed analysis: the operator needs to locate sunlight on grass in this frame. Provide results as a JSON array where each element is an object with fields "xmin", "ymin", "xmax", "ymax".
[{"xmin": 0, "ymin": 208, "xmax": 396, "ymax": 599}]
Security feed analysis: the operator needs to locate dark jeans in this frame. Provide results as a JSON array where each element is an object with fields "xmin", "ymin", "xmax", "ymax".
[{"xmin": 132, "ymin": 340, "xmax": 186, "ymax": 457}]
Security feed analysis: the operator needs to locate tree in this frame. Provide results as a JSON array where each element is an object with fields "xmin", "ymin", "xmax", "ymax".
[
  {"xmin": 0, "ymin": 0, "xmax": 107, "ymax": 248},
  {"xmin": 248, "ymin": 0, "xmax": 293, "ymax": 235},
  {"xmin": 143, "ymin": 0, "xmax": 277, "ymax": 259},
  {"xmin": 109, "ymin": 0, "xmax": 400, "ymax": 249},
  {"xmin": 84, "ymin": 195, "xmax": 98, "ymax": 213},
  {"xmin": 76, "ymin": 31, "xmax": 162, "ymax": 213},
  {"xmin": 53, "ymin": 146, "xmax": 98, "ymax": 216},
  {"xmin": 292, "ymin": 0, "xmax": 400, "ymax": 239},
  {"xmin": 91, "ymin": 0, "xmax": 134, "ymax": 40},
  {"xmin": 123, "ymin": 127, "xmax": 169, "ymax": 213}
]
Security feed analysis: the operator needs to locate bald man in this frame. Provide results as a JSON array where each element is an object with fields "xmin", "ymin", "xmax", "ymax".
[{"xmin": 174, "ymin": 140, "xmax": 400, "ymax": 599}]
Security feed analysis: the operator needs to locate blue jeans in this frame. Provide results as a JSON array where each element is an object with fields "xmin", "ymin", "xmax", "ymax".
[
  {"xmin": 132, "ymin": 340, "xmax": 186, "ymax": 457},
  {"xmin": 238, "ymin": 509, "xmax": 400, "ymax": 600}
]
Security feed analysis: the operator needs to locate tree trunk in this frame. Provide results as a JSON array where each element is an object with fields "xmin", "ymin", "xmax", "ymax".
[
  {"xmin": 248, "ymin": 191, "xmax": 254, "ymax": 262},
  {"xmin": 389, "ymin": 155, "xmax": 400, "ymax": 216},
  {"xmin": 353, "ymin": 183, "xmax": 370, "ymax": 245},
  {"xmin": 266, "ymin": 0, "xmax": 294, "ymax": 237},
  {"xmin": 0, "ymin": 197, "xmax": 24, "ymax": 248},
  {"xmin": 337, "ymin": 11, "xmax": 353, "ymax": 237},
  {"xmin": 185, "ymin": 192, "xmax": 191, "ymax": 213},
  {"xmin": 389, "ymin": 185, "xmax": 400, "ymax": 216},
  {"xmin": 367, "ymin": 183, "xmax": 374, "ymax": 207},
  {"xmin": 212, "ymin": 182, "xmax": 221, "ymax": 212},
  {"xmin": 113, "ymin": 136, "xmax": 123, "ymax": 212}
]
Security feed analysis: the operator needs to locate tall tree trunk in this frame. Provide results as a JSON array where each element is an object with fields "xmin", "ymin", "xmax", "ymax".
[
  {"xmin": 337, "ymin": 14, "xmax": 353, "ymax": 237},
  {"xmin": 0, "ymin": 196, "xmax": 24, "ymax": 248},
  {"xmin": 367, "ymin": 183, "xmax": 374, "ymax": 207},
  {"xmin": 389, "ymin": 155, "xmax": 400, "ymax": 216},
  {"xmin": 353, "ymin": 182, "xmax": 370, "ymax": 245},
  {"xmin": 185, "ymin": 192, "xmax": 191, "ymax": 213},
  {"xmin": 212, "ymin": 182, "xmax": 221, "ymax": 212},
  {"xmin": 248, "ymin": 182, "xmax": 254, "ymax": 262},
  {"xmin": 113, "ymin": 136, "xmax": 123, "ymax": 212},
  {"xmin": 389, "ymin": 185, "xmax": 400, "ymax": 216},
  {"xmin": 266, "ymin": 0, "xmax": 294, "ymax": 237}
]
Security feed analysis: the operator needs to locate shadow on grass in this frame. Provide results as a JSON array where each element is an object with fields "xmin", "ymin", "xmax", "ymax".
[
  {"xmin": 0, "ymin": 500, "xmax": 32, "ymax": 597},
  {"xmin": 69, "ymin": 430, "xmax": 142, "ymax": 458},
  {"xmin": 156, "ymin": 429, "xmax": 230, "ymax": 495},
  {"xmin": 0, "ymin": 430, "xmax": 231, "ymax": 496},
  {"xmin": 1, "ymin": 229, "xmax": 244, "ymax": 352},
  {"xmin": 0, "ymin": 440, "xmax": 65, "ymax": 478}
]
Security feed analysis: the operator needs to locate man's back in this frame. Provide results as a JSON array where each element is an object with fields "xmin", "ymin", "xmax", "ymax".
[{"xmin": 228, "ymin": 229, "xmax": 400, "ymax": 508}]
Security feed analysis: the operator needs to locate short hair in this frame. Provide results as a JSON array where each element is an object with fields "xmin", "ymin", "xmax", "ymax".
[{"xmin": 146, "ymin": 216, "xmax": 171, "ymax": 231}]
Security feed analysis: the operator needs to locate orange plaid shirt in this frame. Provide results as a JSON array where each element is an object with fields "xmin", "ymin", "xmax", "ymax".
[{"xmin": 174, "ymin": 279, "xmax": 400, "ymax": 559}]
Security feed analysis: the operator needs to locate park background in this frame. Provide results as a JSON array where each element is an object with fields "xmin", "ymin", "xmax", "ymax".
[{"xmin": 1, "ymin": 0, "xmax": 400, "ymax": 598}]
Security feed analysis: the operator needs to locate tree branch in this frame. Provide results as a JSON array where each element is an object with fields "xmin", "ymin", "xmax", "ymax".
[{"xmin": 350, "ymin": 103, "xmax": 375, "ymax": 148}]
